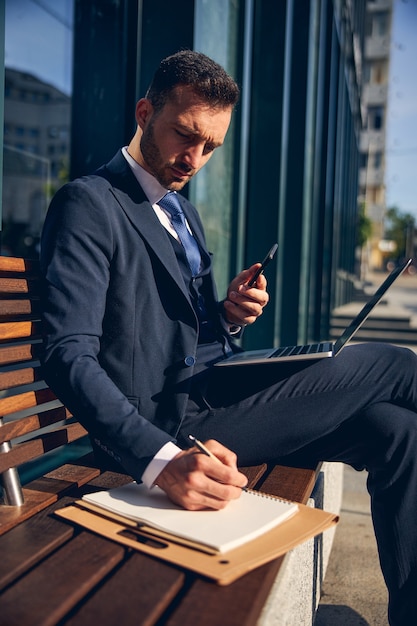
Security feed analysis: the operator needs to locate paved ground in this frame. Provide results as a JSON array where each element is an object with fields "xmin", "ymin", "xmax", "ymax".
[
  {"xmin": 315, "ymin": 268, "xmax": 417, "ymax": 626},
  {"xmin": 315, "ymin": 465, "xmax": 388, "ymax": 625}
]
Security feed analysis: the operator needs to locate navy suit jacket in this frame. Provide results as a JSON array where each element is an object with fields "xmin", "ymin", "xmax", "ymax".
[{"xmin": 40, "ymin": 150, "xmax": 233, "ymax": 480}]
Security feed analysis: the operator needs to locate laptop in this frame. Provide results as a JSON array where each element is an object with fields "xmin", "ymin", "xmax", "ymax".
[{"xmin": 215, "ymin": 258, "xmax": 413, "ymax": 366}]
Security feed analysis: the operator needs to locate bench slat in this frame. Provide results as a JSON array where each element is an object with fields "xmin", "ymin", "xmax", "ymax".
[
  {"xmin": 0, "ymin": 277, "xmax": 39, "ymax": 294},
  {"xmin": 0, "ymin": 531, "xmax": 126, "ymax": 626},
  {"xmin": 65, "ymin": 552, "xmax": 186, "ymax": 626},
  {"xmin": 0, "ymin": 365, "xmax": 40, "ymax": 391},
  {"xmin": 0, "ymin": 256, "xmax": 38, "ymax": 273},
  {"xmin": 0, "ymin": 320, "xmax": 41, "ymax": 340},
  {"xmin": 166, "ymin": 559, "xmax": 285, "ymax": 626},
  {"xmin": 239, "ymin": 463, "xmax": 267, "ymax": 488},
  {"xmin": 0, "ymin": 497, "xmax": 76, "ymax": 591},
  {"xmin": 0, "ymin": 405, "xmax": 71, "ymax": 444},
  {"xmin": 0, "ymin": 298, "xmax": 39, "ymax": 318},
  {"xmin": 0, "ymin": 422, "xmax": 88, "ymax": 474},
  {"xmin": 0, "ymin": 386, "xmax": 56, "ymax": 417},
  {"xmin": 0, "ymin": 343, "xmax": 41, "ymax": 365},
  {"xmin": 260, "ymin": 464, "xmax": 320, "ymax": 505}
]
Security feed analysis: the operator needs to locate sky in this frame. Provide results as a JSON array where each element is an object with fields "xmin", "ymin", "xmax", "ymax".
[
  {"xmin": 3, "ymin": 0, "xmax": 417, "ymax": 218},
  {"xmin": 386, "ymin": 0, "xmax": 417, "ymax": 217},
  {"xmin": 4, "ymin": 0, "xmax": 73, "ymax": 95}
]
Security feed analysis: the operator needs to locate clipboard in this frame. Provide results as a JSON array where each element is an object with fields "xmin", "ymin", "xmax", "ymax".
[{"xmin": 55, "ymin": 500, "xmax": 338, "ymax": 585}]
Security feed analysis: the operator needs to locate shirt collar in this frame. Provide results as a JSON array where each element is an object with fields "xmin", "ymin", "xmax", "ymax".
[{"xmin": 121, "ymin": 146, "xmax": 168, "ymax": 205}]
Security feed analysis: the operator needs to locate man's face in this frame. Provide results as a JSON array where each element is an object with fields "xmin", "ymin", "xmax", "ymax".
[{"xmin": 137, "ymin": 87, "xmax": 232, "ymax": 190}]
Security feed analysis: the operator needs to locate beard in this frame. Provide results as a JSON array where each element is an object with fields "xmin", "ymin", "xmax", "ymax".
[{"xmin": 140, "ymin": 120, "xmax": 193, "ymax": 190}]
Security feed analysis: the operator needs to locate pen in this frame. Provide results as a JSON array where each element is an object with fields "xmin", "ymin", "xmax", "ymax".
[
  {"xmin": 188, "ymin": 434, "xmax": 248, "ymax": 491},
  {"xmin": 188, "ymin": 434, "xmax": 222, "ymax": 464}
]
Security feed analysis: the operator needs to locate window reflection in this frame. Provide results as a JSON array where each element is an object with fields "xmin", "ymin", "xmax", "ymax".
[
  {"xmin": 2, "ymin": 0, "xmax": 73, "ymax": 258},
  {"xmin": 192, "ymin": 0, "xmax": 241, "ymax": 296}
]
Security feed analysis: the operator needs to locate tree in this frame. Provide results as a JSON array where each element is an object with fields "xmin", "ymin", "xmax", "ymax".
[
  {"xmin": 357, "ymin": 203, "xmax": 372, "ymax": 247},
  {"xmin": 384, "ymin": 206, "xmax": 415, "ymax": 260}
]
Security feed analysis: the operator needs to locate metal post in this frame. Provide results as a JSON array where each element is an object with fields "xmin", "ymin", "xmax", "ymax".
[{"xmin": 0, "ymin": 438, "xmax": 24, "ymax": 506}]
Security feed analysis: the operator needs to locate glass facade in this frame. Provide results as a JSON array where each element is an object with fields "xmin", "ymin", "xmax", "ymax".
[
  {"xmin": 0, "ymin": 0, "xmax": 364, "ymax": 348},
  {"xmin": 191, "ymin": 0, "xmax": 242, "ymax": 296},
  {"xmin": 2, "ymin": 0, "xmax": 73, "ymax": 257}
]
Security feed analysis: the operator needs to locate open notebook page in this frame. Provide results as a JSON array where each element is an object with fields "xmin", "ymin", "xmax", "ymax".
[{"xmin": 83, "ymin": 482, "xmax": 298, "ymax": 554}]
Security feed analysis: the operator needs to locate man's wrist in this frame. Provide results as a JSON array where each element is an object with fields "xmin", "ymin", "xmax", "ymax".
[
  {"xmin": 141, "ymin": 441, "xmax": 181, "ymax": 487},
  {"xmin": 219, "ymin": 300, "xmax": 243, "ymax": 334}
]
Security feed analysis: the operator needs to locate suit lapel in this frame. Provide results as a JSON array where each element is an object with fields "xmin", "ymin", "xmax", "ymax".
[{"xmin": 101, "ymin": 152, "xmax": 191, "ymax": 300}]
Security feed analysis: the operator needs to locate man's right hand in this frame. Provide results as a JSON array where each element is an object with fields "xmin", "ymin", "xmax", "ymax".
[{"xmin": 155, "ymin": 439, "xmax": 248, "ymax": 510}]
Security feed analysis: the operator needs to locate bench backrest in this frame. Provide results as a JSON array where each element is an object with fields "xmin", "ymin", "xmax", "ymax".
[{"xmin": 0, "ymin": 255, "xmax": 87, "ymax": 505}]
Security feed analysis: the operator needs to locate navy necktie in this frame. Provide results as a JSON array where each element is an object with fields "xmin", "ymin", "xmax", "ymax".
[{"xmin": 159, "ymin": 192, "xmax": 201, "ymax": 276}]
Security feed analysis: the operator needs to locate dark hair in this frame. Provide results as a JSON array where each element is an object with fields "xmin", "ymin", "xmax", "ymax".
[{"xmin": 146, "ymin": 50, "xmax": 240, "ymax": 111}]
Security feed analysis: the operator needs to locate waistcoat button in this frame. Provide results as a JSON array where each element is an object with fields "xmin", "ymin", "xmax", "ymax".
[{"xmin": 184, "ymin": 356, "xmax": 196, "ymax": 367}]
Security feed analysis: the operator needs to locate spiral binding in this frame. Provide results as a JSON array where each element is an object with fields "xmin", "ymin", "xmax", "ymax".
[{"xmin": 244, "ymin": 488, "xmax": 292, "ymax": 504}]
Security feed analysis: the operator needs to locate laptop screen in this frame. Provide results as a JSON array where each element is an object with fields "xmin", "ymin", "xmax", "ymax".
[{"xmin": 333, "ymin": 258, "xmax": 412, "ymax": 355}]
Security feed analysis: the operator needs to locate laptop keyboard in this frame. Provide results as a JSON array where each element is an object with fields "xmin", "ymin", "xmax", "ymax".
[{"xmin": 270, "ymin": 342, "xmax": 333, "ymax": 357}]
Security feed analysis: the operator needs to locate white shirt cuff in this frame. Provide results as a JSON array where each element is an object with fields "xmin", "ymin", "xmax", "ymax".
[
  {"xmin": 220, "ymin": 315, "xmax": 242, "ymax": 335},
  {"xmin": 141, "ymin": 441, "xmax": 182, "ymax": 487}
]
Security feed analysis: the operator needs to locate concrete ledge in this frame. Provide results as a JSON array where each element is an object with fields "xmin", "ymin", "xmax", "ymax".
[{"xmin": 258, "ymin": 462, "xmax": 344, "ymax": 626}]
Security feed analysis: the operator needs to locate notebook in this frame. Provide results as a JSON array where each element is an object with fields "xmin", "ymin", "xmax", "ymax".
[
  {"xmin": 56, "ymin": 494, "xmax": 338, "ymax": 584},
  {"xmin": 81, "ymin": 481, "xmax": 298, "ymax": 554},
  {"xmin": 216, "ymin": 258, "xmax": 412, "ymax": 366}
]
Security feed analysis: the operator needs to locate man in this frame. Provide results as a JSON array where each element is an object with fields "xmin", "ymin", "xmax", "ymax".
[{"xmin": 41, "ymin": 50, "xmax": 417, "ymax": 624}]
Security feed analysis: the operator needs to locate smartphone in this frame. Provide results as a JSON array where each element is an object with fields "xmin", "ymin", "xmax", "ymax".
[{"xmin": 247, "ymin": 243, "xmax": 278, "ymax": 287}]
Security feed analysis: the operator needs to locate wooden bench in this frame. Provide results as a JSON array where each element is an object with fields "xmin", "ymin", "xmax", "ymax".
[{"xmin": 0, "ymin": 254, "xmax": 323, "ymax": 625}]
